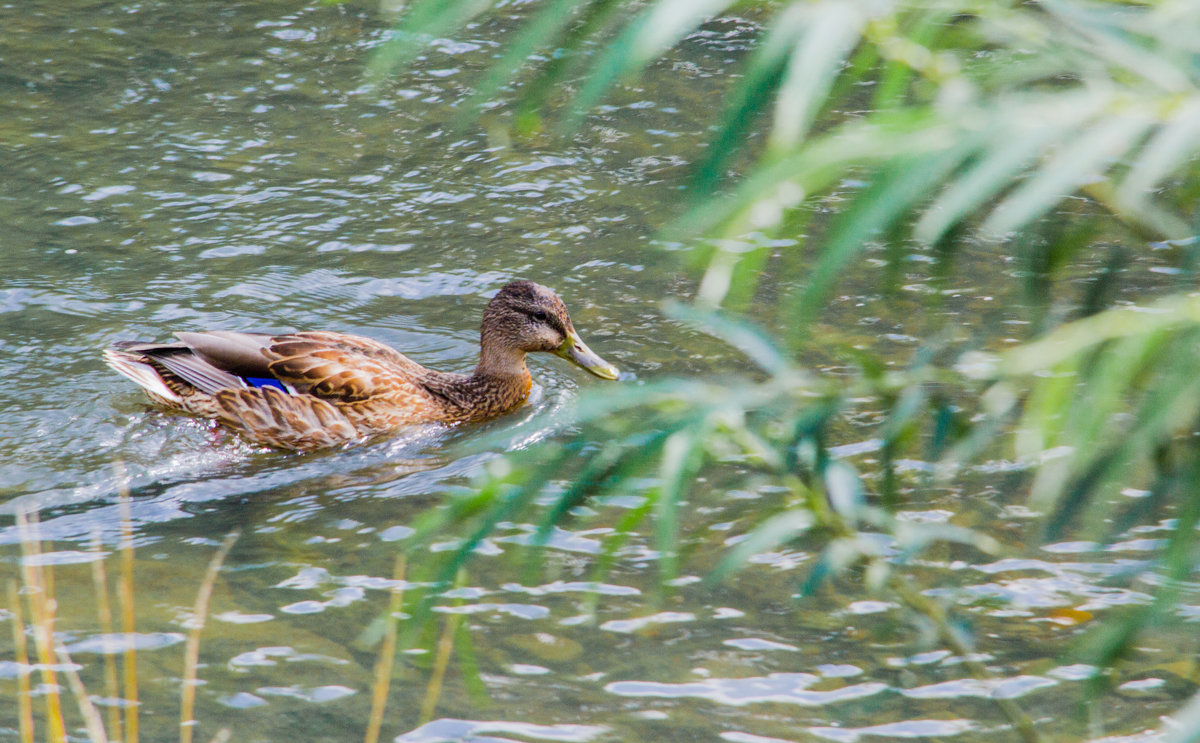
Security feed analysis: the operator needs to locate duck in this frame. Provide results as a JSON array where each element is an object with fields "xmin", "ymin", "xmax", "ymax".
[{"xmin": 103, "ymin": 280, "xmax": 620, "ymax": 450}]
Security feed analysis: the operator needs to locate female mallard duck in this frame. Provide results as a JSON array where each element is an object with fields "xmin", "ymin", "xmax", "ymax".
[{"xmin": 103, "ymin": 280, "xmax": 619, "ymax": 450}]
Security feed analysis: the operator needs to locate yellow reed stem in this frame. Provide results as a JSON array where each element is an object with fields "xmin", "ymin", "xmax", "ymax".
[
  {"xmin": 90, "ymin": 535, "xmax": 122, "ymax": 742},
  {"xmin": 17, "ymin": 510, "xmax": 67, "ymax": 743},
  {"xmin": 419, "ymin": 570, "xmax": 466, "ymax": 725},
  {"xmin": 8, "ymin": 580, "xmax": 34, "ymax": 743},
  {"xmin": 364, "ymin": 555, "xmax": 407, "ymax": 743},
  {"xmin": 38, "ymin": 552, "xmax": 109, "ymax": 742},
  {"xmin": 117, "ymin": 568, "xmax": 137, "ymax": 743},
  {"xmin": 115, "ymin": 463, "xmax": 139, "ymax": 743},
  {"xmin": 53, "ymin": 640, "xmax": 108, "ymax": 743},
  {"xmin": 180, "ymin": 532, "xmax": 239, "ymax": 743}
]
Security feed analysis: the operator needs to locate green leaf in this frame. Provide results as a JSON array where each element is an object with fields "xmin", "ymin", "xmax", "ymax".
[
  {"xmin": 513, "ymin": 0, "xmax": 627, "ymax": 125},
  {"xmin": 531, "ymin": 426, "xmax": 681, "ymax": 556},
  {"xmin": 367, "ymin": 0, "xmax": 497, "ymax": 84},
  {"xmin": 434, "ymin": 445, "xmax": 580, "ymax": 588},
  {"xmin": 689, "ymin": 3, "xmax": 809, "ymax": 197},
  {"xmin": 1002, "ymin": 294, "xmax": 1200, "ymax": 376},
  {"xmin": 914, "ymin": 92, "xmax": 1107, "ymax": 246},
  {"xmin": 889, "ymin": 521, "xmax": 1003, "ymax": 561},
  {"xmin": 767, "ymin": 2, "xmax": 865, "ymax": 151},
  {"xmin": 1041, "ymin": 0, "xmax": 1192, "ymax": 92},
  {"xmin": 709, "ymin": 509, "xmax": 815, "ymax": 585},
  {"xmin": 791, "ymin": 140, "xmax": 979, "ymax": 331},
  {"xmin": 1160, "ymin": 689, "xmax": 1200, "ymax": 743},
  {"xmin": 656, "ymin": 425, "xmax": 710, "ymax": 585},
  {"xmin": 585, "ymin": 491, "xmax": 657, "ymax": 614},
  {"xmin": 823, "ymin": 460, "xmax": 864, "ymax": 523},
  {"xmin": 799, "ymin": 536, "xmax": 868, "ymax": 596},
  {"xmin": 562, "ymin": 0, "xmax": 738, "ymax": 130},
  {"xmin": 982, "ymin": 110, "xmax": 1156, "ymax": 237},
  {"xmin": 870, "ymin": 8, "xmax": 953, "ymax": 110},
  {"xmin": 662, "ymin": 301, "xmax": 792, "ymax": 375},
  {"xmin": 455, "ymin": 618, "xmax": 490, "ymax": 705},
  {"xmin": 1117, "ymin": 98, "xmax": 1200, "ymax": 212},
  {"xmin": 668, "ymin": 107, "xmax": 954, "ymax": 239},
  {"xmin": 455, "ymin": 0, "xmax": 588, "ymax": 122}
]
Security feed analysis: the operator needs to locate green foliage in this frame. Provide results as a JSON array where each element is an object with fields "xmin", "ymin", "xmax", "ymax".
[
  {"xmin": 372, "ymin": 0, "xmax": 1200, "ymax": 727},
  {"xmin": 374, "ymin": 0, "xmax": 1200, "ymax": 257}
]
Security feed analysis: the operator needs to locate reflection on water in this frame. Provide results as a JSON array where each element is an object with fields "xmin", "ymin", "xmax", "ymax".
[
  {"xmin": 605, "ymin": 673, "xmax": 890, "ymax": 707},
  {"xmin": 0, "ymin": 0, "xmax": 1197, "ymax": 741},
  {"xmin": 396, "ymin": 719, "xmax": 608, "ymax": 743}
]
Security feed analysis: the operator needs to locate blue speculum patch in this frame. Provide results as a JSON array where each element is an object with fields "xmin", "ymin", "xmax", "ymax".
[{"xmin": 245, "ymin": 376, "xmax": 289, "ymax": 392}]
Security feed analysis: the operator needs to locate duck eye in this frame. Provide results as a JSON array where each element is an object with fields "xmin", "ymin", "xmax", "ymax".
[{"xmin": 532, "ymin": 311, "xmax": 548, "ymax": 323}]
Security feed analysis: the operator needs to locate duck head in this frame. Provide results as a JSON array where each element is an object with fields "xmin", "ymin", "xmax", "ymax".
[{"xmin": 481, "ymin": 280, "xmax": 620, "ymax": 380}]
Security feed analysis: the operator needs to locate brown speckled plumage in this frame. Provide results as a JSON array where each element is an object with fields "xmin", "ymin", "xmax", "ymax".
[{"xmin": 104, "ymin": 281, "xmax": 619, "ymax": 450}]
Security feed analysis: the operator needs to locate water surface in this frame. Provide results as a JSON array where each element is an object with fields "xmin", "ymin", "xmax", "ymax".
[{"xmin": 0, "ymin": 1, "xmax": 1195, "ymax": 741}]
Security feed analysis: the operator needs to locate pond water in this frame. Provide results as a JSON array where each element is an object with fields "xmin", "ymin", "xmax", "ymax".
[{"xmin": 1, "ymin": 1, "xmax": 1196, "ymax": 742}]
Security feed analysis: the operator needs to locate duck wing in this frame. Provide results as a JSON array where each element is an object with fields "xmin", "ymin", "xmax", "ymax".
[
  {"xmin": 112, "ymin": 337, "xmax": 247, "ymax": 396},
  {"xmin": 210, "ymin": 384, "xmax": 364, "ymax": 449},
  {"xmin": 174, "ymin": 331, "xmax": 277, "ymax": 379},
  {"xmin": 246, "ymin": 331, "xmax": 433, "ymax": 402},
  {"xmin": 132, "ymin": 330, "xmax": 434, "ymax": 403},
  {"xmin": 111, "ymin": 330, "xmax": 445, "ymax": 448}
]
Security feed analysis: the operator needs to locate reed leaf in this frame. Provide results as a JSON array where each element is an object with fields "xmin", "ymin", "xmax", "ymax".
[
  {"xmin": 981, "ymin": 111, "xmax": 1157, "ymax": 238},
  {"xmin": 562, "ymin": 0, "xmax": 736, "ymax": 130},
  {"xmin": 767, "ymin": 2, "xmax": 865, "ymax": 152}
]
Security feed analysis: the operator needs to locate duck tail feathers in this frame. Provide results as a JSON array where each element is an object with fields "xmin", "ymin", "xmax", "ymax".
[{"xmin": 103, "ymin": 349, "xmax": 183, "ymax": 404}]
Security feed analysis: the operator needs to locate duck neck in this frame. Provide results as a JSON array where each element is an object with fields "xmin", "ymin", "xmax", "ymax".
[
  {"xmin": 447, "ymin": 342, "xmax": 530, "ymax": 420},
  {"xmin": 473, "ymin": 341, "xmax": 530, "ymax": 382}
]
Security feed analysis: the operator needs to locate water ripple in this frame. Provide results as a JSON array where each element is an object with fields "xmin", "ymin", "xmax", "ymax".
[
  {"xmin": 605, "ymin": 673, "xmax": 889, "ymax": 707},
  {"xmin": 63, "ymin": 632, "xmax": 184, "ymax": 654},
  {"xmin": 900, "ymin": 675, "xmax": 1057, "ymax": 700},
  {"xmin": 255, "ymin": 685, "xmax": 355, "ymax": 703},
  {"xmin": 396, "ymin": 719, "xmax": 608, "ymax": 743},
  {"xmin": 228, "ymin": 646, "xmax": 348, "ymax": 669},
  {"xmin": 808, "ymin": 719, "xmax": 977, "ymax": 742},
  {"xmin": 600, "ymin": 611, "xmax": 695, "ymax": 634}
]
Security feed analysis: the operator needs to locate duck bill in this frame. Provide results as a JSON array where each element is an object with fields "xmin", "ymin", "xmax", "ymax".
[{"xmin": 557, "ymin": 331, "xmax": 620, "ymax": 380}]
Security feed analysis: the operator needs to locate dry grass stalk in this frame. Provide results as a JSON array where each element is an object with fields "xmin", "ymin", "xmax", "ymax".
[
  {"xmin": 419, "ymin": 569, "xmax": 466, "ymax": 725},
  {"xmin": 8, "ymin": 580, "xmax": 35, "ymax": 743},
  {"xmin": 53, "ymin": 641, "xmax": 109, "ymax": 743},
  {"xmin": 179, "ymin": 532, "xmax": 239, "ymax": 743},
  {"xmin": 90, "ymin": 534, "xmax": 123, "ymax": 742},
  {"xmin": 17, "ymin": 509, "xmax": 109, "ymax": 742},
  {"xmin": 115, "ymin": 463, "xmax": 139, "ymax": 743},
  {"xmin": 117, "ymin": 564, "xmax": 137, "ymax": 743},
  {"xmin": 17, "ymin": 509, "xmax": 68, "ymax": 743},
  {"xmin": 364, "ymin": 555, "xmax": 407, "ymax": 743}
]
